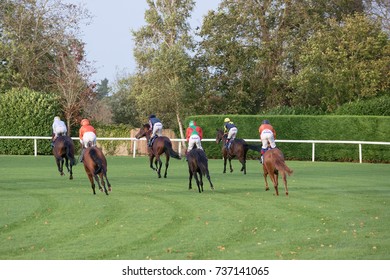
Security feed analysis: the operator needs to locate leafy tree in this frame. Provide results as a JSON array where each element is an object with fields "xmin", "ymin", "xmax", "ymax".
[
  {"xmin": 290, "ymin": 14, "xmax": 390, "ymax": 112},
  {"xmin": 96, "ymin": 78, "xmax": 111, "ymax": 100},
  {"xmin": 110, "ymin": 75, "xmax": 140, "ymax": 126},
  {"xmin": 131, "ymin": 0, "xmax": 196, "ymax": 146}
]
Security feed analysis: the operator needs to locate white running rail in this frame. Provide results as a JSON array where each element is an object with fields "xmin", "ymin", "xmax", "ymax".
[{"xmin": 1, "ymin": 136, "xmax": 390, "ymax": 163}]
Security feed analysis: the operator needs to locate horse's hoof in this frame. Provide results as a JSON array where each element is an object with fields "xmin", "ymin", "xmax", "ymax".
[
  {"xmin": 108, "ymin": 187, "xmax": 112, "ymax": 192},
  {"xmin": 265, "ymin": 187, "xmax": 269, "ymax": 191}
]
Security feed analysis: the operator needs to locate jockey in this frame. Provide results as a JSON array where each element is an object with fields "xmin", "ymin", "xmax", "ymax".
[
  {"xmin": 79, "ymin": 118, "xmax": 97, "ymax": 162},
  {"xmin": 148, "ymin": 114, "xmax": 163, "ymax": 147},
  {"xmin": 185, "ymin": 120, "xmax": 203, "ymax": 153},
  {"xmin": 51, "ymin": 116, "xmax": 67, "ymax": 147},
  {"xmin": 258, "ymin": 119, "xmax": 277, "ymax": 163},
  {"xmin": 223, "ymin": 117, "xmax": 238, "ymax": 150}
]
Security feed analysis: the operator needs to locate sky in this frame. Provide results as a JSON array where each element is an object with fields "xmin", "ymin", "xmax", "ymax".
[{"xmin": 70, "ymin": 0, "xmax": 221, "ymax": 84}]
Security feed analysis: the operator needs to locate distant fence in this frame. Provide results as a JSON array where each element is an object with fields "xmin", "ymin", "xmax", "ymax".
[{"xmin": 1, "ymin": 136, "xmax": 390, "ymax": 163}]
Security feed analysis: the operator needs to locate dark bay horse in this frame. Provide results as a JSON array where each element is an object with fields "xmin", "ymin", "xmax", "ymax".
[
  {"xmin": 135, "ymin": 124, "xmax": 181, "ymax": 178},
  {"xmin": 82, "ymin": 146, "xmax": 111, "ymax": 195},
  {"xmin": 262, "ymin": 148, "xmax": 293, "ymax": 196},
  {"xmin": 187, "ymin": 148, "xmax": 214, "ymax": 193},
  {"xmin": 52, "ymin": 135, "xmax": 75, "ymax": 180},
  {"xmin": 216, "ymin": 129, "xmax": 261, "ymax": 175}
]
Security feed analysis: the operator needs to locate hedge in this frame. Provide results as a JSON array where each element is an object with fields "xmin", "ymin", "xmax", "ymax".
[
  {"xmin": 183, "ymin": 115, "xmax": 390, "ymax": 162},
  {"xmin": 0, "ymin": 88, "xmax": 60, "ymax": 155}
]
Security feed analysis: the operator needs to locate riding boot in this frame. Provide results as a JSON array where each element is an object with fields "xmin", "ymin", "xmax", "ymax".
[
  {"xmin": 225, "ymin": 139, "xmax": 230, "ymax": 150},
  {"xmin": 50, "ymin": 141, "xmax": 55, "ymax": 148},
  {"xmin": 260, "ymin": 148, "xmax": 267, "ymax": 164}
]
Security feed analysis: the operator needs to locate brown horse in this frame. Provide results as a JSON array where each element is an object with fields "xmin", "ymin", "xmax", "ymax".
[
  {"xmin": 262, "ymin": 148, "xmax": 293, "ymax": 196},
  {"xmin": 52, "ymin": 135, "xmax": 75, "ymax": 180},
  {"xmin": 215, "ymin": 129, "xmax": 261, "ymax": 175},
  {"xmin": 187, "ymin": 148, "xmax": 214, "ymax": 193},
  {"xmin": 82, "ymin": 146, "xmax": 111, "ymax": 195},
  {"xmin": 135, "ymin": 124, "xmax": 181, "ymax": 178}
]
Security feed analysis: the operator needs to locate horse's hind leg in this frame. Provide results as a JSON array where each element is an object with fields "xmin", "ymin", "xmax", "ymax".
[
  {"xmin": 104, "ymin": 174, "xmax": 112, "ymax": 192},
  {"xmin": 282, "ymin": 172, "xmax": 289, "ymax": 196},
  {"xmin": 228, "ymin": 158, "xmax": 233, "ymax": 173},
  {"xmin": 272, "ymin": 172, "xmax": 279, "ymax": 196},
  {"xmin": 87, "ymin": 173, "xmax": 96, "ymax": 195},
  {"xmin": 223, "ymin": 156, "xmax": 227, "ymax": 173},
  {"xmin": 57, "ymin": 158, "xmax": 64, "ymax": 176},
  {"xmin": 156, "ymin": 156, "xmax": 162, "ymax": 178},
  {"xmin": 163, "ymin": 154, "xmax": 170, "ymax": 178},
  {"xmin": 188, "ymin": 171, "xmax": 193, "ymax": 190},
  {"xmin": 263, "ymin": 170, "xmax": 270, "ymax": 191},
  {"xmin": 98, "ymin": 174, "xmax": 108, "ymax": 195},
  {"xmin": 206, "ymin": 171, "xmax": 214, "ymax": 190},
  {"xmin": 94, "ymin": 174, "xmax": 106, "ymax": 194},
  {"xmin": 69, "ymin": 164, "xmax": 73, "ymax": 180},
  {"xmin": 240, "ymin": 157, "xmax": 246, "ymax": 174},
  {"xmin": 193, "ymin": 172, "xmax": 202, "ymax": 193}
]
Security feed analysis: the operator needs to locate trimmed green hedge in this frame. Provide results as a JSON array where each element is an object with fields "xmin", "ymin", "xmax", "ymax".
[
  {"xmin": 184, "ymin": 115, "xmax": 390, "ymax": 162},
  {"xmin": 0, "ymin": 88, "xmax": 60, "ymax": 155}
]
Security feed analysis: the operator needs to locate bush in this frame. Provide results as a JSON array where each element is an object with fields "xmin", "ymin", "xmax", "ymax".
[
  {"xmin": 334, "ymin": 95, "xmax": 390, "ymax": 116},
  {"xmin": 0, "ymin": 88, "xmax": 60, "ymax": 155}
]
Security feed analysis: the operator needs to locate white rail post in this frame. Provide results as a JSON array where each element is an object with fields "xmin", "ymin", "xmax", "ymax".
[
  {"xmin": 34, "ymin": 138, "xmax": 38, "ymax": 157},
  {"xmin": 359, "ymin": 143, "xmax": 362, "ymax": 163},
  {"xmin": 133, "ymin": 140, "xmax": 137, "ymax": 158},
  {"xmin": 312, "ymin": 142, "xmax": 315, "ymax": 162}
]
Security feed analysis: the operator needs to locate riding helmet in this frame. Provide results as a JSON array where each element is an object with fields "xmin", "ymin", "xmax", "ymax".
[
  {"xmin": 262, "ymin": 119, "xmax": 270, "ymax": 124},
  {"xmin": 149, "ymin": 114, "xmax": 156, "ymax": 119},
  {"xmin": 224, "ymin": 117, "xmax": 230, "ymax": 123},
  {"xmin": 54, "ymin": 116, "xmax": 60, "ymax": 121},
  {"xmin": 189, "ymin": 120, "xmax": 194, "ymax": 126},
  {"xmin": 81, "ymin": 119, "xmax": 90, "ymax": 126}
]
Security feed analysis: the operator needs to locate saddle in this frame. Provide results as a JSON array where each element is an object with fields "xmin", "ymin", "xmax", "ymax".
[{"xmin": 148, "ymin": 135, "xmax": 158, "ymax": 147}]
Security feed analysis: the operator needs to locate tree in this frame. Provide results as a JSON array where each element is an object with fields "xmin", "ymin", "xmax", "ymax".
[
  {"xmin": 110, "ymin": 75, "xmax": 140, "ymax": 126},
  {"xmin": 96, "ymin": 78, "xmax": 111, "ymax": 100},
  {"xmin": 0, "ymin": 0, "xmax": 95, "ymax": 132},
  {"xmin": 290, "ymin": 14, "xmax": 390, "ymax": 112},
  {"xmin": 131, "ymin": 0, "xmax": 196, "ymax": 147}
]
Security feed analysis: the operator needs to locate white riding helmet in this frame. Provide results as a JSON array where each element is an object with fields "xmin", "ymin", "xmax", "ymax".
[{"xmin": 54, "ymin": 116, "xmax": 60, "ymax": 121}]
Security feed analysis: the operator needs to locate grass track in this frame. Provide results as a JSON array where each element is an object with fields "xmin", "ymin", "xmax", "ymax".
[{"xmin": 0, "ymin": 155, "xmax": 389, "ymax": 260}]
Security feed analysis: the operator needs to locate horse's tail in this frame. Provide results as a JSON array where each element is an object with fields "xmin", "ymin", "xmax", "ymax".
[
  {"xmin": 196, "ymin": 152, "xmax": 209, "ymax": 176},
  {"xmin": 90, "ymin": 148, "xmax": 104, "ymax": 175},
  {"xmin": 165, "ymin": 139, "xmax": 181, "ymax": 160},
  {"xmin": 274, "ymin": 154, "xmax": 293, "ymax": 176},
  {"xmin": 246, "ymin": 144, "xmax": 262, "ymax": 152},
  {"xmin": 66, "ymin": 141, "xmax": 76, "ymax": 166}
]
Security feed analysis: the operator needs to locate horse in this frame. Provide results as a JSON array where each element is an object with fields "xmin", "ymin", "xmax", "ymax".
[
  {"xmin": 82, "ymin": 145, "xmax": 111, "ymax": 195},
  {"xmin": 215, "ymin": 129, "xmax": 261, "ymax": 175},
  {"xmin": 52, "ymin": 135, "xmax": 75, "ymax": 180},
  {"xmin": 135, "ymin": 124, "xmax": 181, "ymax": 178},
  {"xmin": 262, "ymin": 148, "xmax": 293, "ymax": 196},
  {"xmin": 187, "ymin": 148, "xmax": 214, "ymax": 193}
]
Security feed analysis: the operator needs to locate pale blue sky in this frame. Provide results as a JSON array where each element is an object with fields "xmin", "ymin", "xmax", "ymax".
[{"xmin": 70, "ymin": 0, "xmax": 221, "ymax": 83}]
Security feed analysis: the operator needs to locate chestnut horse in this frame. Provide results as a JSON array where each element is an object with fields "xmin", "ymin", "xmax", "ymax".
[
  {"xmin": 262, "ymin": 148, "xmax": 293, "ymax": 196},
  {"xmin": 135, "ymin": 124, "xmax": 181, "ymax": 178},
  {"xmin": 187, "ymin": 148, "xmax": 214, "ymax": 193},
  {"xmin": 82, "ymin": 146, "xmax": 111, "ymax": 195},
  {"xmin": 52, "ymin": 135, "xmax": 75, "ymax": 180},
  {"xmin": 215, "ymin": 129, "xmax": 261, "ymax": 175}
]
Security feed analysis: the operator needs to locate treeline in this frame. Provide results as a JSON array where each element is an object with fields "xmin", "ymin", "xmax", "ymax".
[
  {"xmin": 114, "ymin": 0, "xmax": 390, "ymax": 135},
  {"xmin": 1, "ymin": 0, "xmax": 389, "ymax": 140}
]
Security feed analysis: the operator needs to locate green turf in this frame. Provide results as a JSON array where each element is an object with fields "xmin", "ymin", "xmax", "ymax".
[{"xmin": 0, "ymin": 155, "xmax": 389, "ymax": 260}]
